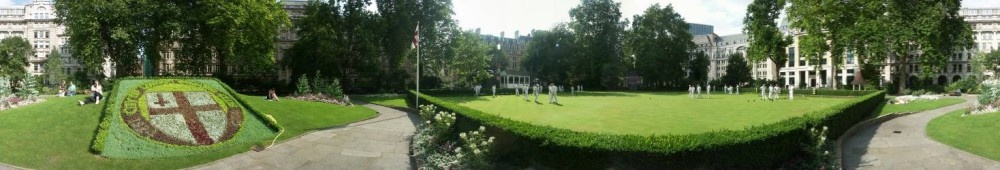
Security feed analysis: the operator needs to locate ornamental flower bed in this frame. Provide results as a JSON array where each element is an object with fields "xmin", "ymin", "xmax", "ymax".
[
  {"xmin": 889, "ymin": 95, "xmax": 941, "ymax": 105},
  {"xmin": 92, "ymin": 78, "xmax": 280, "ymax": 159}
]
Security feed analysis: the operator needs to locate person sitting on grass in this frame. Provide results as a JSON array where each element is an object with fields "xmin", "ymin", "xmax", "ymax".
[
  {"xmin": 68, "ymin": 82, "xmax": 76, "ymax": 96},
  {"xmin": 58, "ymin": 80, "xmax": 66, "ymax": 97},
  {"xmin": 79, "ymin": 80, "xmax": 103, "ymax": 105},
  {"xmin": 343, "ymin": 94, "xmax": 353, "ymax": 107},
  {"xmin": 265, "ymin": 88, "xmax": 279, "ymax": 101}
]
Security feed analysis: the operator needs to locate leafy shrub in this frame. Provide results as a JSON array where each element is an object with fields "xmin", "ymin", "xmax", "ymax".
[
  {"xmin": 412, "ymin": 105, "xmax": 495, "ymax": 169},
  {"xmin": 408, "ymin": 89, "xmax": 885, "ymax": 168},
  {"xmin": 312, "ymin": 70, "xmax": 327, "ymax": 95},
  {"xmin": 947, "ymin": 77, "xmax": 980, "ymax": 94},
  {"xmin": 297, "ymin": 74, "xmax": 311, "ymax": 95},
  {"xmin": 979, "ymin": 79, "xmax": 1000, "ymax": 105}
]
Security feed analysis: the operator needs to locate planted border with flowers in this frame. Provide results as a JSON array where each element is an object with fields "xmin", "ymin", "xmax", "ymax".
[
  {"xmin": 408, "ymin": 90, "xmax": 884, "ymax": 168},
  {"xmin": 92, "ymin": 78, "xmax": 280, "ymax": 159}
]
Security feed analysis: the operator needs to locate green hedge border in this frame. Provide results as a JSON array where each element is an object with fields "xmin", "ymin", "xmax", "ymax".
[
  {"xmin": 408, "ymin": 90, "xmax": 885, "ymax": 168},
  {"xmin": 91, "ymin": 77, "xmax": 283, "ymax": 154}
]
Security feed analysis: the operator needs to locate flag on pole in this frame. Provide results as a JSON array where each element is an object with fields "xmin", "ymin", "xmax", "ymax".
[{"xmin": 412, "ymin": 22, "xmax": 420, "ymax": 49}]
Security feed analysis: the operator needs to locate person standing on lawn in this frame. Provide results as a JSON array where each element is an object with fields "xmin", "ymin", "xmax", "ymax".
[{"xmin": 491, "ymin": 85, "xmax": 497, "ymax": 97}]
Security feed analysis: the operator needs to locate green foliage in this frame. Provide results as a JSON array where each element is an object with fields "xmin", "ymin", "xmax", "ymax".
[
  {"xmin": 523, "ymin": 24, "xmax": 579, "ymax": 85},
  {"xmin": 17, "ymin": 73, "xmax": 39, "ymax": 100},
  {"xmin": 743, "ymin": 0, "xmax": 791, "ymax": 79},
  {"xmin": 55, "ymin": 0, "xmax": 290, "ymax": 77},
  {"xmin": 408, "ymin": 90, "xmax": 885, "ymax": 168},
  {"xmin": 412, "ymin": 105, "xmax": 495, "ymax": 170},
  {"xmin": 437, "ymin": 30, "xmax": 492, "ymax": 88},
  {"xmin": 312, "ymin": 70, "xmax": 328, "ymax": 95},
  {"xmin": 979, "ymin": 79, "xmax": 1000, "ymax": 105},
  {"xmin": 626, "ymin": 4, "xmax": 696, "ymax": 87},
  {"xmin": 973, "ymin": 50, "xmax": 1000, "ymax": 74},
  {"xmin": 0, "ymin": 76, "xmax": 9, "ymax": 97},
  {"xmin": 722, "ymin": 53, "xmax": 752, "ymax": 86},
  {"xmin": 570, "ymin": 0, "xmax": 626, "ymax": 89},
  {"xmin": 328, "ymin": 78, "xmax": 344, "ymax": 98},
  {"xmin": 0, "ymin": 37, "xmax": 32, "ymax": 80},
  {"xmin": 687, "ymin": 51, "xmax": 710, "ymax": 85},
  {"xmin": 297, "ymin": 74, "xmax": 311, "ymax": 95},
  {"xmin": 947, "ymin": 76, "xmax": 980, "ymax": 94},
  {"xmin": 44, "ymin": 50, "xmax": 67, "ymax": 88}
]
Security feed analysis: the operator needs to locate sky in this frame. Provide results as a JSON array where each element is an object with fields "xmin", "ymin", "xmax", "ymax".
[{"xmin": 454, "ymin": 0, "xmax": 1000, "ymax": 37}]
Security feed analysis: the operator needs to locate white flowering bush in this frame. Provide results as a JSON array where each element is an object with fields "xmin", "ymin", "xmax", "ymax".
[
  {"xmin": 800, "ymin": 126, "xmax": 837, "ymax": 169},
  {"xmin": 411, "ymin": 105, "xmax": 495, "ymax": 170},
  {"xmin": 456, "ymin": 126, "xmax": 495, "ymax": 169},
  {"xmin": 890, "ymin": 95, "xmax": 940, "ymax": 105},
  {"xmin": 978, "ymin": 79, "xmax": 1000, "ymax": 106}
]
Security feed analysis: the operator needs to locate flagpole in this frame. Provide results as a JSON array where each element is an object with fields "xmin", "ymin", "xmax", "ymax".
[
  {"xmin": 415, "ymin": 22, "xmax": 420, "ymax": 109},
  {"xmin": 416, "ymin": 38, "xmax": 420, "ymax": 108}
]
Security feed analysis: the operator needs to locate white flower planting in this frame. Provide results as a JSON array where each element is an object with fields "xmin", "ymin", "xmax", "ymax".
[
  {"xmin": 411, "ymin": 105, "xmax": 495, "ymax": 169},
  {"xmin": 196, "ymin": 110, "xmax": 227, "ymax": 141},
  {"xmin": 891, "ymin": 95, "xmax": 941, "ymax": 105},
  {"xmin": 150, "ymin": 114, "xmax": 196, "ymax": 144},
  {"xmin": 184, "ymin": 92, "xmax": 217, "ymax": 106}
]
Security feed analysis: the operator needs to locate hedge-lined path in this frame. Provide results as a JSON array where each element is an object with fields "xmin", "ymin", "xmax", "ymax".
[
  {"xmin": 190, "ymin": 102, "xmax": 418, "ymax": 170},
  {"xmin": 842, "ymin": 95, "xmax": 1000, "ymax": 169}
]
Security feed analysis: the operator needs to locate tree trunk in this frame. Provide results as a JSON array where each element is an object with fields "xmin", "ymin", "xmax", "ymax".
[
  {"xmin": 830, "ymin": 59, "xmax": 838, "ymax": 90},
  {"xmin": 897, "ymin": 55, "xmax": 908, "ymax": 95}
]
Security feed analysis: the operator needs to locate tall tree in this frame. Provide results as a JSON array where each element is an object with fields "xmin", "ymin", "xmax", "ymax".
[
  {"xmin": 722, "ymin": 53, "xmax": 753, "ymax": 87},
  {"xmin": 789, "ymin": 0, "xmax": 974, "ymax": 94},
  {"xmin": 786, "ymin": 0, "xmax": 855, "ymax": 89},
  {"xmin": 743, "ymin": 0, "xmax": 791, "ymax": 81},
  {"xmin": 377, "ymin": 0, "xmax": 419, "ymax": 91},
  {"xmin": 570, "ymin": 0, "xmax": 626, "ymax": 89},
  {"xmin": 44, "ymin": 50, "xmax": 67, "ymax": 87},
  {"xmin": 523, "ymin": 23, "xmax": 578, "ymax": 84},
  {"xmin": 438, "ymin": 30, "xmax": 492, "ymax": 88},
  {"xmin": 687, "ymin": 51, "xmax": 710, "ymax": 85},
  {"xmin": 0, "ymin": 37, "xmax": 32, "ymax": 80},
  {"xmin": 628, "ymin": 4, "xmax": 696, "ymax": 87}
]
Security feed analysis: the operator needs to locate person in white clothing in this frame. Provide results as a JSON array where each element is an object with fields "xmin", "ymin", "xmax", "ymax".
[
  {"xmin": 706, "ymin": 85, "xmax": 712, "ymax": 98},
  {"xmin": 696, "ymin": 85, "xmax": 702, "ymax": 99},
  {"xmin": 548, "ymin": 83, "xmax": 558, "ymax": 104},
  {"xmin": 533, "ymin": 84, "xmax": 540, "ymax": 102},
  {"xmin": 760, "ymin": 85, "xmax": 766, "ymax": 100},
  {"xmin": 688, "ymin": 85, "xmax": 694, "ymax": 98},
  {"xmin": 788, "ymin": 85, "xmax": 795, "ymax": 100},
  {"xmin": 80, "ymin": 80, "xmax": 104, "ymax": 105},
  {"xmin": 491, "ymin": 85, "xmax": 497, "ymax": 97},
  {"xmin": 523, "ymin": 84, "xmax": 530, "ymax": 101}
]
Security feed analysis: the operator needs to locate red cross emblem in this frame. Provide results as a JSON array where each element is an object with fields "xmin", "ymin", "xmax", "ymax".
[{"xmin": 122, "ymin": 87, "xmax": 243, "ymax": 146}]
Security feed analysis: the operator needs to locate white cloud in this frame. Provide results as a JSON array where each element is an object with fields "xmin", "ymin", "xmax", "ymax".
[
  {"xmin": 0, "ymin": 0, "xmax": 17, "ymax": 7},
  {"xmin": 963, "ymin": 0, "xmax": 1000, "ymax": 8}
]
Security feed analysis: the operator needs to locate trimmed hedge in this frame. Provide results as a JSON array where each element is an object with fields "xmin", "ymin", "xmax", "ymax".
[
  {"xmin": 91, "ymin": 77, "xmax": 281, "ymax": 159},
  {"xmin": 408, "ymin": 90, "xmax": 885, "ymax": 168}
]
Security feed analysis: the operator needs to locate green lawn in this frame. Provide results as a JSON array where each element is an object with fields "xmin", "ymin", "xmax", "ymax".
[
  {"xmin": 0, "ymin": 94, "xmax": 376, "ymax": 169},
  {"xmin": 356, "ymin": 94, "xmax": 408, "ymax": 108},
  {"xmin": 877, "ymin": 97, "xmax": 966, "ymax": 116},
  {"xmin": 927, "ymin": 109, "xmax": 1000, "ymax": 161},
  {"xmin": 438, "ymin": 91, "xmax": 853, "ymax": 135}
]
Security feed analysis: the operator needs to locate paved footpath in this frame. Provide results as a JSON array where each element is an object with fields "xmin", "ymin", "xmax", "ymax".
[
  {"xmin": 191, "ymin": 102, "xmax": 418, "ymax": 170},
  {"xmin": 842, "ymin": 95, "xmax": 1000, "ymax": 170}
]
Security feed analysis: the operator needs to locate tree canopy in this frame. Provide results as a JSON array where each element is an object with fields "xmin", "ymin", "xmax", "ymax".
[
  {"xmin": 743, "ymin": 0, "xmax": 791, "ymax": 80},
  {"xmin": 55, "ymin": 0, "xmax": 290, "ymax": 77},
  {"xmin": 0, "ymin": 37, "xmax": 32, "ymax": 80},
  {"xmin": 722, "ymin": 53, "xmax": 752, "ymax": 87},
  {"xmin": 627, "ymin": 4, "xmax": 697, "ymax": 87},
  {"xmin": 570, "ymin": 0, "xmax": 627, "ymax": 89}
]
